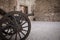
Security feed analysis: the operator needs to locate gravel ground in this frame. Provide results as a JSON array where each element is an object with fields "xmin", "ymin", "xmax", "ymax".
[{"xmin": 26, "ymin": 21, "xmax": 60, "ymax": 40}]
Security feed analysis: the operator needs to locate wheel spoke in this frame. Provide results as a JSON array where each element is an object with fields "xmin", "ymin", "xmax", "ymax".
[
  {"xmin": 9, "ymin": 29, "xmax": 14, "ymax": 34},
  {"xmin": 19, "ymin": 16, "xmax": 22, "ymax": 20},
  {"xmin": 21, "ymin": 21, "xmax": 27, "ymax": 25},
  {"xmin": 15, "ymin": 33, "xmax": 17, "ymax": 40},
  {"xmin": 20, "ymin": 31, "xmax": 25, "ymax": 36},
  {"xmin": 7, "ymin": 29, "xmax": 10, "ymax": 33},
  {"xmin": 22, "ymin": 29, "xmax": 27, "ymax": 32},
  {"xmin": 22, "ymin": 26, "xmax": 28, "ymax": 28},
  {"xmin": 20, "ymin": 20, "xmax": 23, "ymax": 24},
  {"xmin": 18, "ymin": 32, "xmax": 21, "ymax": 39},
  {"xmin": 8, "ymin": 18, "xmax": 15, "ymax": 25},
  {"xmin": 9, "ymin": 35, "xmax": 13, "ymax": 40},
  {"xmin": 19, "ymin": 16, "xmax": 23, "ymax": 24}
]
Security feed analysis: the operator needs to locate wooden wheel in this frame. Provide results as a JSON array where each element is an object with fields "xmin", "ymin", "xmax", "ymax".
[{"xmin": 0, "ymin": 11, "xmax": 31, "ymax": 40}]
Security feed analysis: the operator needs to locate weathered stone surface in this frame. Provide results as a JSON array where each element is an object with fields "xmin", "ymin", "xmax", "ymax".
[
  {"xmin": 33, "ymin": 0, "xmax": 60, "ymax": 21},
  {"xmin": 0, "ymin": 0, "xmax": 60, "ymax": 21},
  {"xmin": 0, "ymin": 0, "xmax": 16, "ymax": 12}
]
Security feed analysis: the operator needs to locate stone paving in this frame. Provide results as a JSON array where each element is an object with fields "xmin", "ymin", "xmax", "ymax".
[{"xmin": 26, "ymin": 21, "xmax": 60, "ymax": 40}]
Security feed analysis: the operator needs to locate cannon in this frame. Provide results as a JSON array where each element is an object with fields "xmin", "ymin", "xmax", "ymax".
[{"xmin": 0, "ymin": 9, "xmax": 34, "ymax": 40}]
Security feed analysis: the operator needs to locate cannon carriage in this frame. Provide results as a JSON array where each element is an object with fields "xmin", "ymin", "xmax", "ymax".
[{"xmin": 0, "ymin": 9, "xmax": 32, "ymax": 40}]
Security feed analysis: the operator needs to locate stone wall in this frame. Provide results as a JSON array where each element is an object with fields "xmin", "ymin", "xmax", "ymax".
[
  {"xmin": 0, "ymin": 0, "xmax": 60, "ymax": 21},
  {"xmin": 0, "ymin": 0, "xmax": 16, "ymax": 12},
  {"xmin": 33, "ymin": 0, "xmax": 60, "ymax": 21}
]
